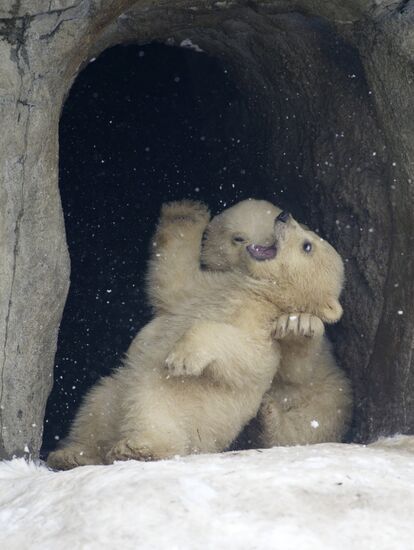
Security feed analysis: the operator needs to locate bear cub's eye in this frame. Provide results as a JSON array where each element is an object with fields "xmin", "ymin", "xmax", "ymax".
[
  {"xmin": 303, "ymin": 241, "xmax": 312, "ymax": 253},
  {"xmin": 233, "ymin": 235, "xmax": 246, "ymax": 244}
]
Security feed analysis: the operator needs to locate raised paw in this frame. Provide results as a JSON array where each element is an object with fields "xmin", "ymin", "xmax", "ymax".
[
  {"xmin": 160, "ymin": 200, "xmax": 210, "ymax": 225},
  {"xmin": 165, "ymin": 343, "xmax": 212, "ymax": 377},
  {"xmin": 272, "ymin": 313, "xmax": 324, "ymax": 340}
]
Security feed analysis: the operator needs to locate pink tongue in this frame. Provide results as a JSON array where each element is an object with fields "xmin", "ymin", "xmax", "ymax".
[{"xmin": 247, "ymin": 244, "xmax": 277, "ymax": 261}]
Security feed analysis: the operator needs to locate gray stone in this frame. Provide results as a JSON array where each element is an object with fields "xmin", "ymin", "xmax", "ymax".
[{"xmin": 0, "ymin": 0, "xmax": 413, "ymax": 458}]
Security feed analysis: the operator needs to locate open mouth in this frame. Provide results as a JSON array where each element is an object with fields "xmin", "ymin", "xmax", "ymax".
[{"xmin": 246, "ymin": 243, "xmax": 277, "ymax": 261}]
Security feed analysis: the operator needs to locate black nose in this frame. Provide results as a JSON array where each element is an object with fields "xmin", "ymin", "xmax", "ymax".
[{"xmin": 276, "ymin": 211, "xmax": 290, "ymax": 223}]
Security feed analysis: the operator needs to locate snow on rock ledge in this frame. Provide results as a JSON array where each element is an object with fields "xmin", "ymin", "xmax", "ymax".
[{"xmin": 1, "ymin": 437, "xmax": 414, "ymax": 549}]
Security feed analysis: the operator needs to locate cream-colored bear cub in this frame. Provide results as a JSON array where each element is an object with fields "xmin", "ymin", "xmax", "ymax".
[
  {"xmin": 150, "ymin": 199, "xmax": 352, "ymax": 447},
  {"xmin": 48, "ymin": 201, "xmax": 344, "ymax": 469},
  {"xmin": 199, "ymin": 200, "xmax": 352, "ymax": 447}
]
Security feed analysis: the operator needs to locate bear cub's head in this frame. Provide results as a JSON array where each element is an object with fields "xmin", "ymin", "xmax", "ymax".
[
  {"xmin": 202, "ymin": 199, "xmax": 344, "ymax": 324},
  {"xmin": 201, "ymin": 199, "xmax": 281, "ymax": 271}
]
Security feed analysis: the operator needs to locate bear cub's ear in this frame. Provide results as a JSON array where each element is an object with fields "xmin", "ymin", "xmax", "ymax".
[{"xmin": 320, "ymin": 298, "xmax": 343, "ymax": 324}]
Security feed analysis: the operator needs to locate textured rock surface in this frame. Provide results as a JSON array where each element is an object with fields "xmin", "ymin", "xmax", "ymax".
[{"xmin": 0, "ymin": 0, "xmax": 413, "ymax": 458}]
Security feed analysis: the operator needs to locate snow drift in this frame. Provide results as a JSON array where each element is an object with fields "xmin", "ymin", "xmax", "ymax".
[{"xmin": 1, "ymin": 437, "xmax": 414, "ymax": 549}]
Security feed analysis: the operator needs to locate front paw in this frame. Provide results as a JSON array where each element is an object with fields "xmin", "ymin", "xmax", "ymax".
[
  {"xmin": 272, "ymin": 313, "xmax": 324, "ymax": 340},
  {"xmin": 106, "ymin": 438, "xmax": 155, "ymax": 463},
  {"xmin": 161, "ymin": 200, "xmax": 210, "ymax": 225},
  {"xmin": 165, "ymin": 344, "xmax": 212, "ymax": 377}
]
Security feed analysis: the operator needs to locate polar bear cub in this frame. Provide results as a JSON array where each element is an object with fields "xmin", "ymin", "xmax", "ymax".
[
  {"xmin": 199, "ymin": 200, "xmax": 352, "ymax": 447},
  {"xmin": 48, "ymin": 201, "xmax": 344, "ymax": 469}
]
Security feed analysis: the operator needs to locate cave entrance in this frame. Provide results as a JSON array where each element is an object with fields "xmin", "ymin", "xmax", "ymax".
[
  {"xmin": 2, "ymin": 2, "xmax": 413, "ymax": 462},
  {"xmin": 41, "ymin": 9, "xmax": 400, "ymax": 457}
]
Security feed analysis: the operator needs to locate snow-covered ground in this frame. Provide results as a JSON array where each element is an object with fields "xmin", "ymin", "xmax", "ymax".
[{"xmin": 1, "ymin": 437, "xmax": 414, "ymax": 550}]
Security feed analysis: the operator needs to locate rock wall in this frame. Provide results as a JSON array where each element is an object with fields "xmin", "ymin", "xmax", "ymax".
[{"xmin": 0, "ymin": 0, "xmax": 413, "ymax": 458}]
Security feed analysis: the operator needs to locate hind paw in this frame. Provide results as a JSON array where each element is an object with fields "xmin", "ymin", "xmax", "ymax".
[{"xmin": 47, "ymin": 448, "xmax": 100, "ymax": 470}]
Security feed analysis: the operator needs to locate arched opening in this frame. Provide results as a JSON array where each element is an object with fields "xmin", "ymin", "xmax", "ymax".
[
  {"xmin": 42, "ymin": 10, "xmax": 395, "ymax": 453},
  {"xmin": 42, "ymin": 10, "xmax": 390, "ymax": 453}
]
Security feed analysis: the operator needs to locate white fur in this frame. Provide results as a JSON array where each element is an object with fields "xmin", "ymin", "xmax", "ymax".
[
  {"xmin": 48, "ymin": 200, "xmax": 346, "ymax": 469},
  {"xmin": 202, "ymin": 200, "xmax": 352, "ymax": 447},
  {"xmin": 150, "ymin": 199, "xmax": 352, "ymax": 447}
]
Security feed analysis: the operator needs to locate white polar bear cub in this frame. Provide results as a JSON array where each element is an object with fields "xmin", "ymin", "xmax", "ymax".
[
  {"xmin": 200, "ymin": 200, "xmax": 353, "ymax": 447},
  {"xmin": 48, "ymin": 201, "xmax": 344, "ymax": 469}
]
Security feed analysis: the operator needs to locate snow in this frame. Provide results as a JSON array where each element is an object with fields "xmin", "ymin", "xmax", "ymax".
[{"xmin": 1, "ymin": 437, "xmax": 414, "ymax": 550}]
